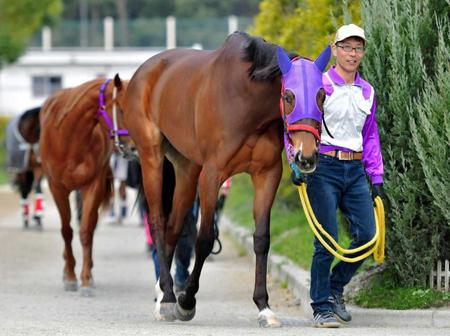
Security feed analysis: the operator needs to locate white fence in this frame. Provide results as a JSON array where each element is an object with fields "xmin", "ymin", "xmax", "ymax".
[{"xmin": 430, "ymin": 260, "xmax": 450, "ymax": 291}]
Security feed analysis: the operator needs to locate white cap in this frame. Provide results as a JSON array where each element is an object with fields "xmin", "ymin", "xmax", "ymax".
[{"xmin": 334, "ymin": 24, "xmax": 366, "ymax": 44}]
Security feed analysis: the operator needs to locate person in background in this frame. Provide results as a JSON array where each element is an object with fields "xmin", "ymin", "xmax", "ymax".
[
  {"xmin": 305, "ymin": 23, "xmax": 384, "ymax": 328},
  {"xmin": 108, "ymin": 150, "xmax": 129, "ymax": 224}
]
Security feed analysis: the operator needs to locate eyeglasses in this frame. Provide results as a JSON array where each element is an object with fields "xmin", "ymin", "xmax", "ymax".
[{"xmin": 337, "ymin": 44, "xmax": 365, "ymax": 54}]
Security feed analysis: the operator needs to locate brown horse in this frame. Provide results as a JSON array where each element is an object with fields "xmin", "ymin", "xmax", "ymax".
[
  {"xmin": 124, "ymin": 31, "xmax": 330, "ymax": 325},
  {"xmin": 39, "ymin": 75, "xmax": 129, "ymax": 296},
  {"xmin": 6, "ymin": 106, "xmax": 44, "ymax": 229}
]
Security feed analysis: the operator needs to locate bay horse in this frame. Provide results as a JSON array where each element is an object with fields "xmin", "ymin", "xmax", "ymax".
[
  {"xmin": 6, "ymin": 106, "xmax": 44, "ymax": 229},
  {"xmin": 39, "ymin": 75, "xmax": 129, "ymax": 296},
  {"xmin": 124, "ymin": 31, "xmax": 330, "ymax": 326}
]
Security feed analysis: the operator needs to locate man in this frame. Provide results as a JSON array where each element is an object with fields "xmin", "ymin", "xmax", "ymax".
[
  {"xmin": 108, "ymin": 150, "xmax": 129, "ymax": 223},
  {"xmin": 306, "ymin": 23, "xmax": 384, "ymax": 328}
]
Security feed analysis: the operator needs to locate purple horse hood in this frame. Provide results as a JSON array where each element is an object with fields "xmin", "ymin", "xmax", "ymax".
[
  {"xmin": 277, "ymin": 45, "xmax": 331, "ymax": 164},
  {"xmin": 277, "ymin": 45, "xmax": 331, "ymax": 124}
]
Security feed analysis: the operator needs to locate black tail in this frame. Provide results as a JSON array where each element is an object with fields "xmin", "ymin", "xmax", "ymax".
[
  {"xmin": 129, "ymin": 157, "xmax": 176, "ymax": 219},
  {"xmin": 14, "ymin": 171, "xmax": 34, "ymax": 199}
]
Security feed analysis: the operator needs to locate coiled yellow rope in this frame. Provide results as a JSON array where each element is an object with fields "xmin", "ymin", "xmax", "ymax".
[{"xmin": 297, "ymin": 183, "xmax": 385, "ymax": 264}]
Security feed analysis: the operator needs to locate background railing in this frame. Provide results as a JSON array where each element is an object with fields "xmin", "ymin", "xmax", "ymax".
[{"xmin": 28, "ymin": 16, "xmax": 254, "ymax": 50}]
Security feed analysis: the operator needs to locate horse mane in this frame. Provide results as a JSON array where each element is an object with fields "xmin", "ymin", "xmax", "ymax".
[
  {"xmin": 54, "ymin": 78, "xmax": 104, "ymax": 128},
  {"xmin": 237, "ymin": 31, "xmax": 298, "ymax": 81}
]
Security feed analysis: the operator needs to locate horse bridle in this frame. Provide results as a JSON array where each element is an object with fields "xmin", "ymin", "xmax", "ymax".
[{"xmin": 97, "ymin": 78, "xmax": 135, "ymax": 159}]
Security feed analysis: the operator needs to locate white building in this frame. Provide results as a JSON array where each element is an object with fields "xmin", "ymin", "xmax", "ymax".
[{"xmin": 0, "ymin": 48, "xmax": 163, "ymax": 116}]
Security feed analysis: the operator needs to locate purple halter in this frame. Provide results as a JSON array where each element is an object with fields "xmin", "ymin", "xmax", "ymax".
[
  {"xmin": 97, "ymin": 78, "xmax": 129, "ymax": 138},
  {"xmin": 277, "ymin": 45, "xmax": 331, "ymax": 163}
]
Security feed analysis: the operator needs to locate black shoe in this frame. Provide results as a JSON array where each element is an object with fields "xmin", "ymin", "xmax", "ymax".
[
  {"xmin": 329, "ymin": 293, "xmax": 352, "ymax": 323},
  {"xmin": 313, "ymin": 311, "xmax": 341, "ymax": 328}
]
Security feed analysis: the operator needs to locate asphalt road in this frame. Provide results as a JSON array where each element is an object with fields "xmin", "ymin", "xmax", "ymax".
[{"xmin": 0, "ymin": 185, "xmax": 446, "ymax": 336}]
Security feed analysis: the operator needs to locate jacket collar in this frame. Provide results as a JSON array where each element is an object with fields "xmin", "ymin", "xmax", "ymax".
[{"xmin": 328, "ymin": 65, "xmax": 363, "ymax": 86}]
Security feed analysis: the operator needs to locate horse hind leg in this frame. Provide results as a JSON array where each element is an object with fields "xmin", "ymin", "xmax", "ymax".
[
  {"xmin": 17, "ymin": 171, "xmax": 33, "ymax": 229},
  {"xmin": 163, "ymin": 161, "xmax": 200, "ymax": 321},
  {"xmin": 19, "ymin": 198, "xmax": 30, "ymax": 229},
  {"xmin": 32, "ymin": 172, "xmax": 44, "ymax": 229},
  {"xmin": 49, "ymin": 183, "xmax": 77, "ymax": 291},
  {"xmin": 77, "ymin": 176, "xmax": 108, "ymax": 297},
  {"xmin": 176, "ymin": 167, "xmax": 217, "ymax": 321}
]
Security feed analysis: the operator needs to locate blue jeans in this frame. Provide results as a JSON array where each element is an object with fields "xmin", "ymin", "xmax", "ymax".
[{"xmin": 306, "ymin": 154, "xmax": 375, "ymax": 314}]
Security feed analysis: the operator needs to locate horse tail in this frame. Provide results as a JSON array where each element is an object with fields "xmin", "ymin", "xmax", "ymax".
[
  {"xmin": 13, "ymin": 171, "xmax": 34, "ymax": 199},
  {"xmin": 100, "ymin": 166, "xmax": 114, "ymax": 210},
  {"xmin": 129, "ymin": 156, "xmax": 175, "ymax": 222}
]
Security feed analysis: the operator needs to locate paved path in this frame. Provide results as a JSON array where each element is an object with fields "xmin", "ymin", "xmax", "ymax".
[{"xmin": 0, "ymin": 185, "xmax": 448, "ymax": 335}]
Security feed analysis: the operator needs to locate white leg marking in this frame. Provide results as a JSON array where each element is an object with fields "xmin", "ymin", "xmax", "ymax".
[
  {"xmin": 258, "ymin": 308, "xmax": 281, "ymax": 327},
  {"xmin": 153, "ymin": 280, "xmax": 164, "ymax": 320}
]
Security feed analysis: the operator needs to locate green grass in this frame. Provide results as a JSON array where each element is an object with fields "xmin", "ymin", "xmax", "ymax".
[
  {"xmin": 353, "ymin": 272, "xmax": 450, "ymax": 309},
  {"xmin": 224, "ymin": 173, "xmax": 352, "ymax": 270},
  {"xmin": 0, "ymin": 170, "xmax": 8, "ymax": 185}
]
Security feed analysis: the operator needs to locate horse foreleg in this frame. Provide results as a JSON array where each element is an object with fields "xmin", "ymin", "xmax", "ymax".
[
  {"xmin": 251, "ymin": 164, "xmax": 282, "ymax": 327},
  {"xmin": 77, "ymin": 177, "xmax": 105, "ymax": 297},
  {"xmin": 48, "ymin": 183, "xmax": 76, "ymax": 291}
]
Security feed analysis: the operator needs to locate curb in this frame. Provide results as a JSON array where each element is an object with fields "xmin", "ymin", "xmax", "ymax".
[{"xmin": 221, "ymin": 216, "xmax": 450, "ymax": 328}]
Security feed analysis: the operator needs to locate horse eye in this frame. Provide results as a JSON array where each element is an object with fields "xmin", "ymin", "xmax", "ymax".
[{"xmin": 284, "ymin": 94, "xmax": 293, "ymax": 105}]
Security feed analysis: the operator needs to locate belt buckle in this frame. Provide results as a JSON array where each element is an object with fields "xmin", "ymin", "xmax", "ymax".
[{"xmin": 337, "ymin": 151, "xmax": 352, "ymax": 160}]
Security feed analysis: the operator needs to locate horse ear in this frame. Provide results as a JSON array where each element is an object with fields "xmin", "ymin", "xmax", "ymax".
[
  {"xmin": 314, "ymin": 45, "xmax": 331, "ymax": 72},
  {"xmin": 277, "ymin": 46, "xmax": 292, "ymax": 75},
  {"xmin": 114, "ymin": 73, "xmax": 123, "ymax": 90}
]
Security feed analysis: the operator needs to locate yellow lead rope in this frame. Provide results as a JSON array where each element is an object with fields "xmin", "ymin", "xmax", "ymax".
[{"xmin": 298, "ymin": 183, "xmax": 385, "ymax": 264}]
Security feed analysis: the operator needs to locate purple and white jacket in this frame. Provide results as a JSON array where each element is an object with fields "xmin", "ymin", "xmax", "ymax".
[{"xmin": 321, "ymin": 66, "xmax": 384, "ymax": 185}]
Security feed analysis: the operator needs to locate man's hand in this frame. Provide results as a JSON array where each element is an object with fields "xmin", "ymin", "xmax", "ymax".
[
  {"xmin": 291, "ymin": 170, "xmax": 305, "ymax": 186},
  {"xmin": 371, "ymin": 183, "xmax": 384, "ymax": 201}
]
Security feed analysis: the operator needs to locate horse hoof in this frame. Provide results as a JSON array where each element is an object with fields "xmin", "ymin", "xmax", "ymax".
[
  {"xmin": 154, "ymin": 302, "xmax": 175, "ymax": 321},
  {"xmin": 258, "ymin": 308, "xmax": 281, "ymax": 328},
  {"xmin": 63, "ymin": 280, "xmax": 78, "ymax": 292},
  {"xmin": 88, "ymin": 277, "xmax": 96, "ymax": 289},
  {"xmin": 174, "ymin": 301, "xmax": 195, "ymax": 321},
  {"xmin": 80, "ymin": 286, "xmax": 94, "ymax": 297}
]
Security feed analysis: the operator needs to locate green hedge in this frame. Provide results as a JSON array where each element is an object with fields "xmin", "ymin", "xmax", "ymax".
[{"xmin": 361, "ymin": 0, "xmax": 450, "ymax": 285}]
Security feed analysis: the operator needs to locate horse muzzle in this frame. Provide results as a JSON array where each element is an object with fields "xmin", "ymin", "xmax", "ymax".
[{"xmin": 294, "ymin": 150, "xmax": 319, "ymax": 174}]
